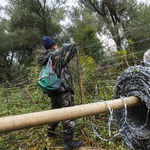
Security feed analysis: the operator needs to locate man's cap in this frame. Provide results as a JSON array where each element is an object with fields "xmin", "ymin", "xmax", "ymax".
[{"xmin": 42, "ymin": 36, "xmax": 56, "ymax": 49}]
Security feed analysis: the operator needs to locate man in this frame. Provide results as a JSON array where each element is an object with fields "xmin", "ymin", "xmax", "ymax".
[{"xmin": 38, "ymin": 36, "xmax": 83, "ymax": 150}]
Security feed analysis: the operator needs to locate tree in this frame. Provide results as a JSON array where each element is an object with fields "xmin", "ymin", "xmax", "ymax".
[
  {"xmin": 0, "ymin": 19, "xmax": 13, "ymax": 82},
  {"xmin": 73, "ymin": 23, "xmax": 104, "ymax": 62},
  {"xmin": 66, "ymin": 7, "xmax": 104, "ymax": 62},
  {"xmin": 6, "ymin": 0, "xmax": 67, "ymax": 41},
  {"xmin": 78, "ymin": 0, "xmax": 139, "ymax": 51},
  {"xmin": 124, "ymin": 2, "xmax": 150, "ymax": 52},
  {"xmin": 0, "ymin": 0, "xmax": 68, "ymax": 80}
]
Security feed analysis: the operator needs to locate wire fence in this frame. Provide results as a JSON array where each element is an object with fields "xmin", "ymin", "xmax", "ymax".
[
  {"xmin": 0, "ymin": 47, "xmax": 146, "ymax": 117},
  {"xmin": 0, "ymin": 27, "xmax": 149, "ymax": 149},
  {"xmin": 0, "ymin": 3, "xmax": 150, "ymax": 117}
]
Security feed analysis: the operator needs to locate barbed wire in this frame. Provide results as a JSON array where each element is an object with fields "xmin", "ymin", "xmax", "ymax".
[
  {"xmin": 0, "ymin": 39, "xmax": 147, "ymax": 87},
  {"xmin": 83, "ymin": 46, "xmax": 146, "ymax": 62},
  {"xmin": 97, "ymin": 49, "xmax": 146, "ymax": 63},
  {"xmin": 80, "ymin": 24, "xmax": 150, "ymax": 50},
  {"xmin": 78, "ymin": 59, "xmax": 142, "ymax": 74},
  {"xmin": 9, "ymin": 74, "xmax": 28, "ymax": 84},
  {"xmin": 0, "ymin": 24, "xmax": 150, "ymax": 149}
]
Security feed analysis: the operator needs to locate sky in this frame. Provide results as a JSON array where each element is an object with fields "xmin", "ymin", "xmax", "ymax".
[
  {"xmin": 0, "ymin": 0, "xmax": 8, "ymax": 18},
  {"xmin": 1, "ymin": 0, "xmax": 7, "ymax": 6}
]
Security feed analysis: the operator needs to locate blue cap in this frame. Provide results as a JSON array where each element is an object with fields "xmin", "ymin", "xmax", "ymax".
[{"xmin": 42, "ymin": 36, "xmax": 56, "ymax": 49}]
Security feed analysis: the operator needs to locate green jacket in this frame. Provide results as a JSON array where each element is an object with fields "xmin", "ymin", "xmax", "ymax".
[{"xmin": 38, "ymin": 43, "xmax": 78, "ymax": 93}]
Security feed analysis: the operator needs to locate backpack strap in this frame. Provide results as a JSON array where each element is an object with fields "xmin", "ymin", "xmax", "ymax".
[{"xmin": 48, "ymin": 53, "xmax": 64, "ymax": 80}]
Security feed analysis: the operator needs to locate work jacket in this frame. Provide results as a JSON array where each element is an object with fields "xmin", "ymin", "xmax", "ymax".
[{"xmin": 38, "ymin": 43, "xmax": 78, "ymax": 93}]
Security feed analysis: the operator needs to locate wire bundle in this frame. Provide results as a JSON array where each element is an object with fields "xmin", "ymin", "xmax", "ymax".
[{"xmin": 114, "ymin": 65, "xmax": 150, "ymax": 149}]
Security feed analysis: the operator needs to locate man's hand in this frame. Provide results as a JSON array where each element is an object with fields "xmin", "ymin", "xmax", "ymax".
[{"xmin": 75, "ymin": 47, "xmax": 79, "ymax": 53}]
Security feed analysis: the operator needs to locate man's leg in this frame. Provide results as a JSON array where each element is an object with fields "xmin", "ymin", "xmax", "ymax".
[
  {"xmin": 59, "ymin": 92, "xmax": 75, "ymax": 141},
  {"xmin": 59, "ymin": 92, "xmax": 83, "ymax": 149},
  {"xmin": 62, "ymin": 120, "xmax": 76, "ymax": 142},
  {"xmin": 47, "ymin": 91, "xmax": 61, "ymax": 137}
]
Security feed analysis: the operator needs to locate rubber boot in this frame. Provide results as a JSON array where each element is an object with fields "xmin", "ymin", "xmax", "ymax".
[{"xmin": 64, "ymin": 139, "xmax": 83, "ymax": 150}]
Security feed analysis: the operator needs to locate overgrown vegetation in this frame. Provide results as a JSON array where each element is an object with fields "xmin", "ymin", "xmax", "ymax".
[
  {"xmin": 0, "ymin": 0, "xmax": 149, "ymax": 149},
  {"xmin": 0, "ymin": 46, "xmax": 143, "ymax": 149},
  {"xmin": 0, "ymin": 117, "xmax": 128, "ymax": 149}
]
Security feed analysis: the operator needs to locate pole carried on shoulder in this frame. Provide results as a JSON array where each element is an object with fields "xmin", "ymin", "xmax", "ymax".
[{"xmin": 0, "ymin": 96, "xmax": 143, "ymax": 133}]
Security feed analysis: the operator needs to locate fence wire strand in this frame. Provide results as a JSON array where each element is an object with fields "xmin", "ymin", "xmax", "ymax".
[{"xmin": 1, "ymin": 25, "xmax": 150, "ymax": 149}]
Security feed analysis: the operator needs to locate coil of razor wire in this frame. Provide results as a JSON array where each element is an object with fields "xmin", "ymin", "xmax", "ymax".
[
  {"xmin": 90, "ymin": 65, "xmax": 150, "ymax": 149},
  {"xmin": 90, "ymin": 96, "xmax": 130, "ymax": 142},
  {"xmin": 91, "ymin": 100, "xmax": 122, "ymax": 142},
  {"xmin": 113, "ymin": 65, "xmax": 150, "ymax": 149}
]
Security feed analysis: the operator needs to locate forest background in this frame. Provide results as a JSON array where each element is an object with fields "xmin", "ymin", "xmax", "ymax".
[{"xmin": 0, "ymin": 0, "xmax": 150, "ymax": 149}]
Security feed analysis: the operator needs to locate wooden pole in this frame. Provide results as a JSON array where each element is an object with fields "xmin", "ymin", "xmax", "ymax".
[
  {"xmin": 0, "ymin": 96, "xmax": 143, "ymax": 133},
  {"xmin": 76, "ymin": 52, "xmax": 83, "ymax": 104}
]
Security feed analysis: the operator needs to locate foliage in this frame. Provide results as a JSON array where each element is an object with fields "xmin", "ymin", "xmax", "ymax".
[
  {"xmin": 0, "ymin": 0, "xmax": 68, "ymax": 82},
  {"xmin": 0, "ymin": 44, "xmax": 132, "ymax": 149},
  {"xmin": 66, "ymin": 6, "xmax": 104, "ymax": 62},
  {"xmin": 0, "ymin": 0, "xmax": 149, "ymax": 149},
  {"xmin": 79, "ymin": 51, "xmax": 97, "ymax": 82},
  {"xmin": 6, "ymin": 0, "xmax": 66, "ymax": 40},
  {"xmin": 0, "ymin": 82, "xmax": 129, "ymax": 149},
  {"xmin": 0, "ymin": 117, "xmax": 129, "ymax": 149},
  {"xmin": 0, "ymin": 19, "xmax": 13, "ymax": 82},
  {"xmin": 1, "ymin": 0, "xmax": 150, "ymax": 83},
  {"xmin": 101, "ymin": 49, "xmax": 142, "ymax": 82},
  {"xmin": 73, "ymin": 23, "xmax": 104, "ymax": 62},
  {"xmin": 124, "ymin": 3, "xmax": 150, "ymax": 52},
  {"xmin": 78, "ymin": 0, "xmax": 149, "ymax": 52}
]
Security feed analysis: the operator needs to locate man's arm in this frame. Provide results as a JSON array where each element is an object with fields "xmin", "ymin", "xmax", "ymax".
[{"xmin": 62, "ymin": 43, "xmax": 78, "ymax": 66}]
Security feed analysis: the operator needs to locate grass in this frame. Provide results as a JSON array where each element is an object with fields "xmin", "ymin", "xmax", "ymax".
[
  {"xmin": 0, "ymin": 74, "xmax": 130, "ymax": 149},
  {"xmin": 0, "ymin": 116, "xmax": 129, "ymax": 150}
]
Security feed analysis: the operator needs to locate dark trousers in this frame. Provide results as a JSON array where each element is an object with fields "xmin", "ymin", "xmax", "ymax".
[{"xmin": 47, "ymin": 91, "xmax": 76, "ymax": 142}]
